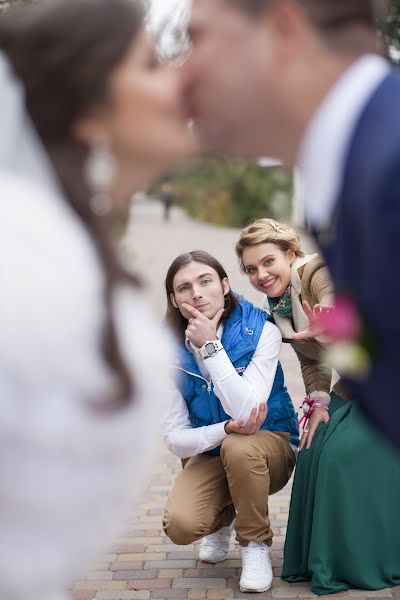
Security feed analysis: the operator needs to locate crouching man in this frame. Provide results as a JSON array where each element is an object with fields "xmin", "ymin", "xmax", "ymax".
[{"xmin": 162, "ymin": 251, "xmax": 298, "ymax": 593}]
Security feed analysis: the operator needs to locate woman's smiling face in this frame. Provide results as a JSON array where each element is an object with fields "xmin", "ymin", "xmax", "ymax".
[{"xmin": 242, "ymin": 242, "xmax": 294, "ymax": 298}]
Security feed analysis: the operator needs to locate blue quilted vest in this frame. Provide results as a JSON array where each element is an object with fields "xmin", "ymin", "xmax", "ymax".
[{"xmin": 172, "ymin": 295, "xmax": 299, "ymax": 455}]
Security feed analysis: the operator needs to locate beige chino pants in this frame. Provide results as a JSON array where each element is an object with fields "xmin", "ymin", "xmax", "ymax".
[{"xmin": 163, "ymin": 430, "xmax": 295, "ymax": 546}]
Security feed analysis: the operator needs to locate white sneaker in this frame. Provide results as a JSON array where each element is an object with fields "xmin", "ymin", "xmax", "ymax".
[
  {"xmin": 199, "ymin": 525, "xmax": 232, "ymax": 563},
  {"xmin": 240, "ymin": 541, "xmax": 273, "ymax": 593}
]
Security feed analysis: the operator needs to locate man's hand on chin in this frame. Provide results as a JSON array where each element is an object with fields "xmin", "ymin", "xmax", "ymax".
[{"xmin": 183, "ymin": 302, "xmax": 225, "ymax": 348}]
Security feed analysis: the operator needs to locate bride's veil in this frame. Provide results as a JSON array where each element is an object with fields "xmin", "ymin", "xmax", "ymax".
[{"xmin": 0, "ymin": 52, "xmax": 59, "ymax": 193}]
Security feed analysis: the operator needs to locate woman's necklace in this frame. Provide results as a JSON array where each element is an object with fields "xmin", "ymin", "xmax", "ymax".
[{"xmin": 268, "ymin": 285, "xmax": 293, "ymax": 318}]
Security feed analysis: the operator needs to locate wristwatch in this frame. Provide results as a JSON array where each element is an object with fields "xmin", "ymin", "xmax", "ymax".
[{"xmin": 198, "ymin": 339, "xmax": 223, "ymax": 360}]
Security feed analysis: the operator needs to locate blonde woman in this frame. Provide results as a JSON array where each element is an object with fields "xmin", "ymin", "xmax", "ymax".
[{"xmin": 236, "ymin": 218, "xmax": 400, "ymax": 595}]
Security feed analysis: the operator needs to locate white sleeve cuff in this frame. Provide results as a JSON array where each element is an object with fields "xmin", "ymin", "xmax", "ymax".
[{"xmin": 309, "ymin": 390, "xmax": 331, "ymax": 405}]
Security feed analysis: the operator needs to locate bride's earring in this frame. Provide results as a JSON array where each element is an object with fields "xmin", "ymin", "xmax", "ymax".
[{"xmin": 85, "ymin": 141, "xmax": 116, "ymax": 216}]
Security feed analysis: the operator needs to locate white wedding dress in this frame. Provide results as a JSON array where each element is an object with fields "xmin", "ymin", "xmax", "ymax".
[{"xmin": 0, "ymin": 55, "xmax": 168, "ymax": 600}]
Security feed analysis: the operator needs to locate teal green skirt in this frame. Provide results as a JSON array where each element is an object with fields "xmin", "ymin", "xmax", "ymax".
[{"xmin": 282, "ymin": 392, "xmax": 400, "ymax": 595}]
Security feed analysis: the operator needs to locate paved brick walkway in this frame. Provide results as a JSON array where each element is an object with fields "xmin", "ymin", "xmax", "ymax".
[{"xmin": 71, "ymin": 198, "xmax": 398, "ymax": 600}]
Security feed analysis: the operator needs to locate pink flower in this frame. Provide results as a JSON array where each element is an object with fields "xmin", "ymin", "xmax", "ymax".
[{"xmin": 316, "ymin": 297, "xmax": 361, "ymax": 341}]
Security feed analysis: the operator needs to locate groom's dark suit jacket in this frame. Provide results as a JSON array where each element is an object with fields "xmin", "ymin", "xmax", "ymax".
[{"xmin": 313, "ymin": 67, "xmax": 400, "ymax": 451}]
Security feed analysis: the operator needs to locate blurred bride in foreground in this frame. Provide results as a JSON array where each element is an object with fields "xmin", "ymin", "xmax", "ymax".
[{"xmin": 0, "ymin": 1, "xmax": 197, "ymax": 598}]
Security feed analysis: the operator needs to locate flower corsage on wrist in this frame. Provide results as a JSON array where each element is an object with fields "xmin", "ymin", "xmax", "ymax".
[{"xmin": 298, "ymin": 397, "xmax": 330, "ymax": 430}]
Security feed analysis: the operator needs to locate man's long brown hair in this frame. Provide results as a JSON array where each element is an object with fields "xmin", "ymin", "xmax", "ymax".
[{"xmin": 165, "ymin": 251, "xmax": 239, "ymax": 343}]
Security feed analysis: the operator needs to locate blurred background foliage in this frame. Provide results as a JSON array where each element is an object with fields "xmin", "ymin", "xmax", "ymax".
[
  {"xmin": 149, "ymin": 158, "xmax": 293, "ymax": 227},
  {"xmin": 386, "ymin": 0, "xmax": 400, "ymax": 58}
]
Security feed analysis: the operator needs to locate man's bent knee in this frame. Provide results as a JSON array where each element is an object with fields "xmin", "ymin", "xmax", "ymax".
[
  {"xmin": 163, "ymin": 509, "xmax": 204, "ymax": 546},
  {"xmin": 221, "ymin": 431, "xmax": 263, "ymax": 463}
]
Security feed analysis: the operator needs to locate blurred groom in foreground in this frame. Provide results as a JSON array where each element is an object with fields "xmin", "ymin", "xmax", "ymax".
[{"xmin": 182, "ymin": 0, "xmax": 400, "ymax": 450}]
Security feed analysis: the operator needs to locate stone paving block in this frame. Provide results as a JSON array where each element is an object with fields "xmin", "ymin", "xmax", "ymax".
[
  {"xmin": 271, "ymin": 518, "xmax": 289, "ymax": 526},
  {"xmin": 72, "ymin": 592, "xmax": 95, "ymax": 600},
  {"xmin": 213, "ymin": 560, "xmax": 241, "ymax": 569},
  {"xmin": 129, "ymin": 523, "xmax": 164, "ymax": 531},
  {"xmin": 144, "ymin": 560, "xmax": 196, "ymax": 569},
  {"xmin": 167, "ymin": 551, "xmax": 199, "ymax": 560},
  {"xmin": 111, "ymin": 562, "xmax": 144, "ymax": 571},
  {"xmin": 96, "ymin": 592, "xmax": 150, "ymax": 600},
  {"xmin": 117, "ymin": 553, "xmax": 166, "ymax": 562},
  {"xmin": 184, "ymin": 569, "xmax": 203, "ymax": 578},
  {"xmin": 271, "ymin": 558, "xmax": 284, "ymax": 567},
  {"xmin": 392, "ymin": 586, "xmax": 400, "ymax": 597},
  {"xmin": 207, "ymin": 589, "xmax": 234, "ymax": 599},
  {"xmin": 270, "ymin": 550, "xmax": 284, "ymax": 559},
  {"xmin": 113, "ymin": 570, "xmax": 157, "ymax": 580},
  {"xmin": 188, "ymin": 590, "xmax": 207, "ymax": 599},
  {"xmin": 150, "ymin": 544, "xmax": 195, "ymax": 553},
  {"xmin": 271, "ymin": 583, "xmax": 317, "ymax": 598},
  {"xmin": 134, "ymin": 516, "xmax": 164, "ymax": 523},
  {"xmin": 89, "ymin": 563, "xmax": 111, "ymax": 572},
  {"xmin": 151, "ymin": 590, "xmax": 189, "ymax": 599},
  {"xmin": 127, "ymin": 579, "xmax": 173, "ymax": 590},
  {"xmin": 112, "ymin": 545, "xmax": 147, "ymax": 554},
  {"xmin": 225, "ymin": 578, "xmax": 239, "ymax": 590},
  {"xmin": 270, "ymin": 578, "xmax": 290, "ymax": 588},
  {"xmin": 348, "ymin": 591, "xmax": 393, "ymax": 597},
  {"xmin": 173, "ymin": 578, "xmax": 226, "ymax": 590},
  {"xmin": 203, "ymin": 568, "xmax": 238, "ymax": 579},
  {"xmin": 127, "ymin": 537, "xmax": 164, "ymax": 545},
  {"xmin": 74, "ymin": 581, "xmax": 127, "ymax": 592},
  {"xmin": 270, "ymin": 542, "xmax": 284, "ymax": 551},
  {"xmin": 273, "ymin": 535, "xmax": 285, "ymax": 543},
  {"xmin": 86, "ymin": 572, "xmax": 114, "ymax": 581},
  {"xmin": 157, "ymin": 569, "xmax": 184, "ymax": 578},
  {"xmin": 103, "ymin": 554, "xmax": 118, "ymax": 562}
]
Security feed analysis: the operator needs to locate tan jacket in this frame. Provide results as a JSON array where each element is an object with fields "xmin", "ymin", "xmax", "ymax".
[{"xmin": 265, "ymin": 254, "xmax": 344, "ymax": 401}]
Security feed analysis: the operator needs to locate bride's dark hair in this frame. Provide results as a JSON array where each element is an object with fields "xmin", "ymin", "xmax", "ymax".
[{"xmin": 0, "ymin": 0, "xmax": 147, "ymax": 410}]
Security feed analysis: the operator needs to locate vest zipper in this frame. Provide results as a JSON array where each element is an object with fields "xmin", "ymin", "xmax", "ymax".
[{"xmin": 173, "ymin": 366, "xmax": 212, "ymax": 393}]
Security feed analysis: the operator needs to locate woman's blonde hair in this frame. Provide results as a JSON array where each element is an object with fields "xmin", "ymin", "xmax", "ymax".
[{"xmin": 236, "ymin": 218, "xmax": 305, "ymax": 273}]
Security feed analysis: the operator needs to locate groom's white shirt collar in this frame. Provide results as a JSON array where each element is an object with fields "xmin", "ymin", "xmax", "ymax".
[{"xmin": 297, "ymin": 54, "xmax": 390, "ymax": 230}]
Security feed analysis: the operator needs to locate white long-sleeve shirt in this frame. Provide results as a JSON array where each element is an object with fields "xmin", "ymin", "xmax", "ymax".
[
  {"xmin": 297, "ymin": 55, "xmax": 389, "ymax": 230},
  {"xmin": 163, "ymin": 320, "xmax": 282, "ymax": 459}
]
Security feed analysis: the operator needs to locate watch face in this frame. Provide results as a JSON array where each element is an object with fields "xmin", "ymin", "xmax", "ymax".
[{"xmin": 205, "ymin": 342, "xmax": 216, "ymax": 355}]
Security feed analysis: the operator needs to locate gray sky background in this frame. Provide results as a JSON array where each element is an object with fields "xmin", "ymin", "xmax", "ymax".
[{"xmin": 149, "ymin": 0, "xmax": 190, "ymax": 26}]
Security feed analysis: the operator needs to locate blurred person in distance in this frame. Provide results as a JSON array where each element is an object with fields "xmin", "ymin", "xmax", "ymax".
[
  {"xmin": 161, "ymin": 181, "xmax": 173, "ymax": 222},
  {"xmin": 0, "ymin": 0, "xmax": 197, "ymax": 599},
  {"xmin": 182, "ymin": 0, "xmax": 400, "ymax": 451}
]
